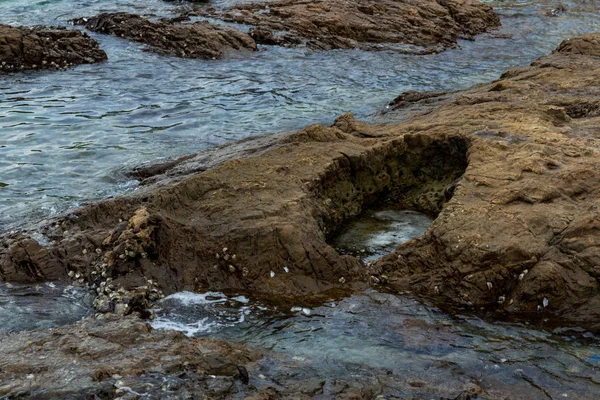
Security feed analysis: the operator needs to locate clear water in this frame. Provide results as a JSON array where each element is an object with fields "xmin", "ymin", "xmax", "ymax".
[
  {"xmin": 152, "ymin": 290, "xmax": 600, "ymax": 399},
  {"xmin": 0, "ymin": 282, "xmax": 91, "ymax": 333},
  {"xmin": 333, "ymin": 209, "xmax": 433, "ymax": 262},
  {"xmin": 2, "ymin": 0, "xmax": 600, "ymax": 229},
  {"xmin": 2, "ymin": 1, "xmax": 600, "ymax": 395}
]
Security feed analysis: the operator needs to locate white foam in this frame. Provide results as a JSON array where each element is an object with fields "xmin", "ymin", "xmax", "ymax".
[
  {"xmin": 163, "ymin": 291, "xmax": 249, "ymax": 306},
  {"xmin": 151, "ymin": 316, "xmax": 217, "ymax": 336}
]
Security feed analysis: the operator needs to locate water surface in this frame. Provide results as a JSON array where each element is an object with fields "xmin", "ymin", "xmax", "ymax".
[
  {"xmin": 152, "ymin": 290, "xmax": 600, "ymax": 399},
  {"xmin": 2, "ymin": 0, "xmax": 600, "ymax": 229}
]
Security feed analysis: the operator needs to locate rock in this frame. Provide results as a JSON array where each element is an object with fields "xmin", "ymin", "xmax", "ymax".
[
  {"xmin": 367, "ymin": 33, "xmax": 600, "ymax": 331},
  {"xmin": 0, "ymin": 316, "xmax": 259, "ymax": 399},
  {"xmin": 73, "ymin": 12, "xmax": 256, "ymax": 59},
  {"xmin": 0, "ymin": 24, "xmax": 107, "ymax": 71},
  {"xmin": 3, "ymin": 34, "xmax": 600, "ymax": 331},
  {"xmin": 197, "ymin": 0, "xmax": 500, "ymax": 52}
]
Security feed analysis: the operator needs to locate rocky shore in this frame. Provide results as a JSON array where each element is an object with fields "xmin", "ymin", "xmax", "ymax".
[
  {"xmin": 0, "ymin": 25, "xmax": 106, "ymax": 71},
  {"xmin": 3, "ymin": 33, "xmax": 600, "ymax": 332},
  {"xmin": 73, "ymin": 12, "xmax": 257, "ymax": 59},
  {"xmin": 197, "ymin": 0, "xmax": 500, "ymax": 52}
]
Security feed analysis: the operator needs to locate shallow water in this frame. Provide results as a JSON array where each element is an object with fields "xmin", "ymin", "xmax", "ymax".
[
  {"xmin": 0, "ymin": 282, "xmax": 91, "ymax": 333},
  {"xmin": 2, "ymin": 1, "xmax": 600, "ymax": 396},
  {"xmin": 2, "ymin": 0, "xmax": 600, "ymax": 229},
  {"xmin": 152, "ymin": 290, "xmax": 600, "ymax": 399},
  {"xmin": 333, "ymin": 209, "xmax": 433, "ymax": 262}
]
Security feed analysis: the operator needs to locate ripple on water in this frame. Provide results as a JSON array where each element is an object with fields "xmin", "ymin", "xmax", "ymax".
[
  {"xmin": 1, "ymin": 1, "xmax": 600, "ymax": 229},
  {"xmin": 152, "ymin": 290, "xmax": 600, "ymax": 399},
  {"xmin": 332, "ymin": 209, "xmax": 434, "ymax": 262},
  {"xmin": 0, "ymin": 282, "xmax": 92, "ymax": 333}
]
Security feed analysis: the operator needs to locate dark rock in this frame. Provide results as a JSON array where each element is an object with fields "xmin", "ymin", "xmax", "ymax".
[
  {"xmin": 73, "ymin": 12, "xmax": 256, "ymax": 59},
  {"xmin": 197, "ymin": 0, "xmax": 500, "ymax": 52},
  {"xmin": 0, "ymin": 24, "xmax": 107, "ymax": 71}
]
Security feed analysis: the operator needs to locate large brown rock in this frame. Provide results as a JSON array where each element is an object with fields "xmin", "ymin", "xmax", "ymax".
[
  {"xmin": 73, "ymin": 12, "xmax": 256, "ymax": 59},
  {"xmin": 2, "ymin": 34, "xmax": 600, "ymax": 331},
  {"xmin": 197, "ymin": 0, "xmax": 500, "ymax": 52},
  {"xmin": 0, "ymin": 25, "xmax": 107, "ymax": 71}
]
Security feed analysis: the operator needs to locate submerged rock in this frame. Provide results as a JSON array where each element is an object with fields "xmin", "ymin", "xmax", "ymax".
[
  {"xmin": 73, "ymin": 12, "xmax": 256, "ymax": 59},
  {"xmin": 0, "ymin": 25, "xmax": 107, "ymax": 71},
  {"xmin": 197, "ymin": 0, "xmax": 500, "ymax": 52},
  {"xmin": 2, "ymin": 34, "xmax": 600, "ymax": 331},
  {"xmin": 0, "ymin": 316, "xmax": 259, "ymax": 398}
]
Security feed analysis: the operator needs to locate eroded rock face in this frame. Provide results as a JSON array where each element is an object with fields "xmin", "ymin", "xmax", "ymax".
[
  {"xmin": 368, "ymin": 33, "xmax": 600, "ymax": 330},
  {"xmin": 0, "ymin": 25, "xmax": 107, "ymax": 71},
  {"xmin": 2, "ymin": 34, "xmax": 600, "ymax": 330},
  {"xmin": 73, "ymin": 12, "xmax": 256, "ymax": 59},
  {"xmin": 197, "ymin": 0, "xmax": 500, "ymax": 52}
]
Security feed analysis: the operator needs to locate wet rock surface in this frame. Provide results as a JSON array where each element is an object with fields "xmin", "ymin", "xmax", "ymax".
[
  {"xmin": 0, "ymin": 24, "xmax": 106, "ymax": 71},
  {"xmin": 3, "ymin": 34, "xmax": 600, "ymax": 333},
  {"xmin": 197, "ymin": 0, "xmax": 500, "ymax": 52},
  {"xmin": 73, "ymin": 12, "xmax": 256, "ymax": 59},
  {"xmin": 0, "ymin": 316, "xmax": 259, "ymax": 399}
]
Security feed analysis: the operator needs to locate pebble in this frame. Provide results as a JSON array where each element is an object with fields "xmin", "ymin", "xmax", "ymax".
[
  {"xmin": 486, "ymin": 281, "xmax": 493, "ymax": 290},
  {"xmin": 270, "ymin": 271, "xmax": 275, "ymax": 278},
  {"xmin": 518, "ymin": 269, "xmax": 528, "ymax": 281}
]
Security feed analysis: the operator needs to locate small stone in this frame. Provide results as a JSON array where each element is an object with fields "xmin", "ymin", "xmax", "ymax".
[
  {"xmin": 68, "ymin": 270, "xmax": 75, "ymax": 278},
  {"xmin": 270, "ymin": 271, "xmax": 275, "ymax": 278},
  {"xmin": 82, "ymin": 249, "xmax": 87, "ymax": 255},
  {"xmin": 242, "ymin": 267, "xmax": 249, "ymax": 277},
  {"xmin": 223, "ymin": 247, "xmax": 228, "ymax": 253},
  {"xmin": 543, "ymin": 298, "xmax": 549, "ymax": 308},
  {"xmin": 95, "ymin": 248, "xmax": 102, "ymax": 254},
  {"xmin": 283, "ymin": 266, "xmax": 289, "ymax": 273},
  {"xmin": 518, "ymin": 269, "xmax": 528, "ymax": 281},
  {"xmin": 434, "ymin": 285, "xmax": 440, "ymax": 294},
  {"xmin": 486, "ymin": 281, "xmax": 493, "ymax": 290},
  {"xmin": 229, "ymin": 265, "xmax": 236, "ymax": 273},
  {"xmin": 498, "ymin": 295, "xmax": 506, "ymax": 304},
  {"xmin": 339, "ymin": 277, "xmax": 346, "ymax": 284}
]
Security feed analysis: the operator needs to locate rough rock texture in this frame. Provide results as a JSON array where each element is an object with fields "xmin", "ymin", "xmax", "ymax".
[
  {"xmin": 3, "ymin": 34, "xmax": 600, "ymax": 330},
  {"xmin": 197, "ymin": 0, "xmax": 500, "ymax": 52},
  {"xmin": 0, "ymin": 314, "xmax": 484, "ymax": 399},
  {"xmin": 0, "ymin": 24, "xmax": 107, "ymax": 71},
  {"xmin": 0, "ymin": 316, "xmax": 259, "ymax": 399},
  {"xmin": 368, "ymin": 33, "xmax": 600, "ymax": 330},
  {"xmin": 73, "ymin": 12, "xmax": 256, "ymax": 59}
]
